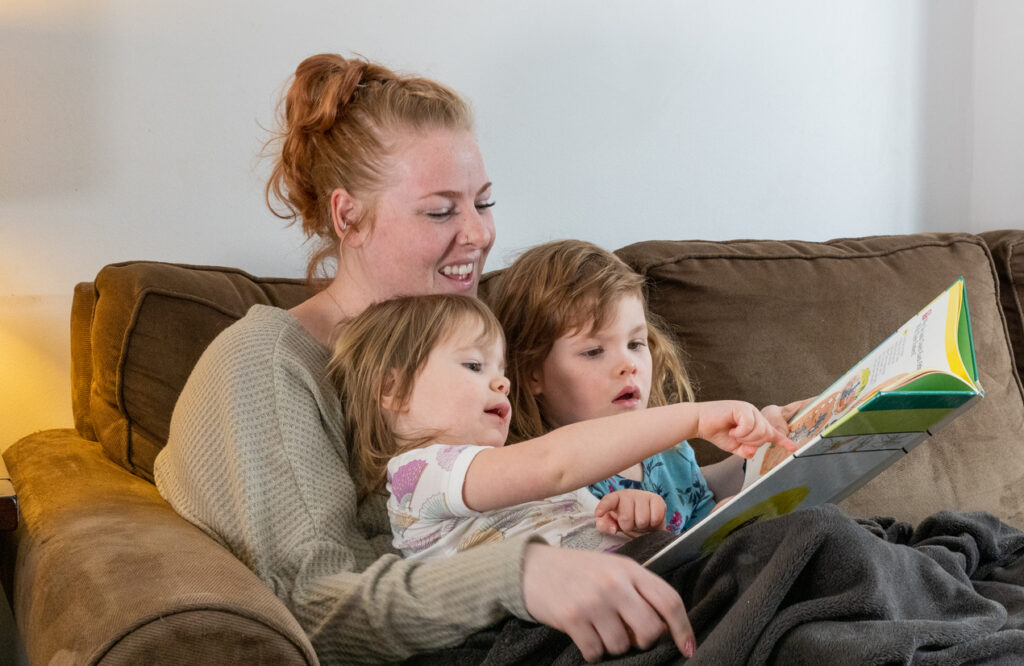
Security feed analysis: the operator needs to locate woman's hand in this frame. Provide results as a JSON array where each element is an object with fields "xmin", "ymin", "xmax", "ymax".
[
  {"xmin": 522, "ymin": 543, "xmax": 696, "ymax": 661},
  {"xmin": 594, "ymin": 489, "xmax": 667, "ymax": 537},
  {"xmin": 697, "ymin": 400, "xmax": 799, "ymax": 459}
]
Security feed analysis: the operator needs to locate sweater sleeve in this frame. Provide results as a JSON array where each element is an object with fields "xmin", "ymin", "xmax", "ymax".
[{"xmin": 154, "ymin": 308, "xmax": 533, "ymax": 663}]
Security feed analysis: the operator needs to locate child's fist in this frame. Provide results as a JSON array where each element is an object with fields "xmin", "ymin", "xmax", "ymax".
[{"xmin": 594, "ymin": 489, "xmax": 667, "ymax": 537}]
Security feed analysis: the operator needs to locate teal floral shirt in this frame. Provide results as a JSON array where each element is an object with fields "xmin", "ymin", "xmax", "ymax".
[{"xmin": 588, "ymin": 442, "xmax": 715, "ymax": 534}]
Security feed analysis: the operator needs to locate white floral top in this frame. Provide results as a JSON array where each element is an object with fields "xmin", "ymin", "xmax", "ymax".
[{"xmin": 387, "ymin": 444, "xmax": 628, "ymax": 560}]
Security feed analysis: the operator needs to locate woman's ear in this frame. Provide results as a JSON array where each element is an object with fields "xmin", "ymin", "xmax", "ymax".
[{"xmin": 330, "ymin": 188, "xmax": 365, "ymax": 247}]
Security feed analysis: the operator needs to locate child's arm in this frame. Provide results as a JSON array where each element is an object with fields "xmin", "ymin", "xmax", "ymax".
[
  {"xmin": 594, "ymin": 489, "xmax": 667, "ymax": 537},
  {"xmin": 463, "ymin": 400, "xmax": 797, "ymax": 513}
]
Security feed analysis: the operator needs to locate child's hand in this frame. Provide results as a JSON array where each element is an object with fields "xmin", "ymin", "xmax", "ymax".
[
  {"xmin": 594, "ymin": 489, "xmax": 667, "ymax": 537},
  {"xmin": 697, "ymin": 400, "xmax": 799, "ymax": 459},
  {"xmin": 760, "ymin": 398, "xmax": 814, "ymax": 435}
]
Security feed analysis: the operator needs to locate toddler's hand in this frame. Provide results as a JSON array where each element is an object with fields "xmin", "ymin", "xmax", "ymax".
[
  {"xmin": 760, "ymin": 398, "xmax": 814, "ymax": 436},
  {"xmin": 595, "ymin": 489, "xmax": 667, "ymax": 537},
  {"xmin": 697, "ymin": 400, "xmax": 799, "ymax": 459}
]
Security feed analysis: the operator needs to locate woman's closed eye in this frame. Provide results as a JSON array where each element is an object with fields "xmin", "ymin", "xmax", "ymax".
[
  {"xmin": 426, "ymin": 207, "xmax": 455, "ymax": 221},
  {"xmin": 425, "ymin": 201, "xmax": 495, "ymax": 221}
]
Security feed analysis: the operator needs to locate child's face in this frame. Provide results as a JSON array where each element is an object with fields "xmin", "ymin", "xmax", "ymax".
[
  {"xmin": 531, "ymin": 294, "xmax": 653, "ymax": 427},
  {"xmin": 387, "ymin": 322, "xmax": 511, "ymax": 448}
]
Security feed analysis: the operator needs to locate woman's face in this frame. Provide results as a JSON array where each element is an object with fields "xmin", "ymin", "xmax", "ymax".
[{"xmin": 346, "ymin": 129, "xmax": 495, "ymax": 300}]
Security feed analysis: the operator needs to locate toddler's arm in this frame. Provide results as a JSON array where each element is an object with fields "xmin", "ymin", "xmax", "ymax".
[
  {"xmin": 594, "ymin": 489, "xmax": 667, "ymax": 537},
  {"xmin": 464, "ymin": 400, "xmax": 798, "ymax": 513}
]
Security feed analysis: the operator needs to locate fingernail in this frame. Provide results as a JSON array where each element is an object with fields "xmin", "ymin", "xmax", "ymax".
[{"xmin": 682, "ymin": 637, "xmax": 696, "ymax": 658}]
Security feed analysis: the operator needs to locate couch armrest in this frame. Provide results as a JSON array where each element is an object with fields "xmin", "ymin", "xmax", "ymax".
[{"xmin": 1, "ymin": 430, "xmax": 318, "ymax": 665}]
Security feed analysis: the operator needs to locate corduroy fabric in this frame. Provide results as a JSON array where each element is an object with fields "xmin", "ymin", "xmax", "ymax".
[
  {"xmin": 615, "ymin": 233, "xmax": 1024, "ymax": 526},
  {"xmin": 2, "ymin": 429, "xmax": 317, "ymax": 666}
]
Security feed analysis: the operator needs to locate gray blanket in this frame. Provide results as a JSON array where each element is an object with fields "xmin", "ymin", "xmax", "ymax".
[{"xmin": 406, "ymin": 505, "xmax": 1024, "ymax": 664}]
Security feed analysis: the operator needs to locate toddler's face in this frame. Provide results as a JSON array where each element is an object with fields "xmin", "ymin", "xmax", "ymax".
[
  {"xmin": 531, "ymin": 294, "xmax": 653, "ymax": 427},
  {"xmin": 386, "ymin": 322, "xmax": 511, "ymax": 448}
]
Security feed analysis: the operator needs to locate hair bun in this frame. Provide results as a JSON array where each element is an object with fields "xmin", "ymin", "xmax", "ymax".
[{"xmin": 287, "ymin": 54, "xmax": 373, "ymax": 133}]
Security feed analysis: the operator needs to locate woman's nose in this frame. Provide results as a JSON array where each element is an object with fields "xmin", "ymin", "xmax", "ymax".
[
  {"xmin": 491, "ymin": 375, "xmax": 510, "ymax": 395},
  {"xmin": 458, "ymin": 208, "xmax": 494, "ymax": 248}
]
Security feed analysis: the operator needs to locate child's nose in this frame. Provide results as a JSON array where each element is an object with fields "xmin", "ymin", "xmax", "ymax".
[
  {"xmin": 617, "ymin": 358, "xmax": 638, "ymax": 376},
  {"xmin": 491, "ymin": 375, "xmax": 510, "ymax": 395}
]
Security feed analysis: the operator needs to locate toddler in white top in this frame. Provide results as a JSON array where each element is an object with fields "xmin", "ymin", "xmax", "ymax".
[{"xmin": 327, "ymin": 294, "xmax": 797, "ymax": 560}]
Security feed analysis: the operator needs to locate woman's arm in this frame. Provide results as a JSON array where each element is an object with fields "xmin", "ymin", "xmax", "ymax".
[{"xmin": 464, "ymin": 400, "xmax": 797, "ymax": 513}]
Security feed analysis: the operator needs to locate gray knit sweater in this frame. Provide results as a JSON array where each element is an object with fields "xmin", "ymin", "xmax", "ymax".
[{"xmin": 154, "ymin": 305, "xmax": 532, "ymax": 663}]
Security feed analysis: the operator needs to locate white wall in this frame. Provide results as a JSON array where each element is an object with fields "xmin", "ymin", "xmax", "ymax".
[
  {"xmin": 1, "ymin": 0, "xmax": 1022, "ymax": 449},
  {"xmin": 972, "ymin": 0, "xmax": 1024, "ymax": 229}
]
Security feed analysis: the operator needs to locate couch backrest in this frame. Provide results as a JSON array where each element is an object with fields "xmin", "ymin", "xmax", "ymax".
[
  {"xmin": 71, "ymin": 261, "xmax": 312, "ymax": 481},
  {"xmin": 615, "ymin": 232, "xmax": 1024, "ymax": 525},
  {"xmin": 72, "ymin": 233, "xmax": 1024, "ymax": 526}
]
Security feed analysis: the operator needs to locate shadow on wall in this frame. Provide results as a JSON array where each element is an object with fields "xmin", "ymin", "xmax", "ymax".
[{"xmin": 0, "ymin": 26, "xmax": 97, "ymax": 200}]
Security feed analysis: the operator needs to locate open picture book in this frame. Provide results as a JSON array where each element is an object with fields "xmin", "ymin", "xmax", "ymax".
[{"xmin": 643, "ymin": 278, "xmax": 983, "ymax": 574}]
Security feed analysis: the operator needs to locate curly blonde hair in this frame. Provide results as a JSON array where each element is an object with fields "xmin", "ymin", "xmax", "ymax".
[{"xmin": 486, "ymin": 240, "xmax": 694, "ymax": 443}]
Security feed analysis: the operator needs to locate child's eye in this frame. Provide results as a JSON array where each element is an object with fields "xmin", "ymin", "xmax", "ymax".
[
  {"xmin": 581, "ymin": 347, "xmax": 603, "ymax": 358},
  {"xmin": 462, "ymin": 361, "xmax": 482, "ymax": 372},
  {"xmin": 628, "ymin": 339, "xmax": 648, "ymax": 350}
]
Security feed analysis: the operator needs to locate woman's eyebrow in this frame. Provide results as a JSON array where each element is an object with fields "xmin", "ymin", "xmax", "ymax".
[{"xmin": 419, "ymin": 182, "xmax": 493, "ymax": 201}]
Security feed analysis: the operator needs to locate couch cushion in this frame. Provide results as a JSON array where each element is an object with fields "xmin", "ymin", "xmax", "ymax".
[
  {"xmin": 616, "ymin": 233, "xmax": 1024, "ymax": 526},
  {"xmin": 980, "ymin": 230, "xmax": 1024, "ymax": 384},
  {"xmin": 89, "ymin": 262, "xmax": 312, "ymax": 480},
  {"xmin": 71, "ymin": 281, "xmax": 98, "ymax": 442}
]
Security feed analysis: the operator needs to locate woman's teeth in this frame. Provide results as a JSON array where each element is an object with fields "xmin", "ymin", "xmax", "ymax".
[{"xmin": 441, "ymin": 263, "xmax": 474, "ymax": 278}]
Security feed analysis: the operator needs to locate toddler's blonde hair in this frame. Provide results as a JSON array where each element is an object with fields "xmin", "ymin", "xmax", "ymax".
[{"xmin": 327, "ymin": 294, "xmax": 504, "ymax": 502}]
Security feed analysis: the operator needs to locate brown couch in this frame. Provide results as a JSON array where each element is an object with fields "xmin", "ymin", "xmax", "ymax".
[{"xmin": 4, "ymin": 232, "xmax": 1024, "ymax": 665}]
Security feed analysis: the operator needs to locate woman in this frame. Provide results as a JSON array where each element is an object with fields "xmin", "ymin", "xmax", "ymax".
[{"xmin": 153, "ymin": 53, "xmax": 694, "ymax": 664}]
